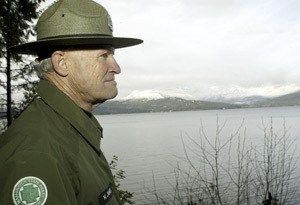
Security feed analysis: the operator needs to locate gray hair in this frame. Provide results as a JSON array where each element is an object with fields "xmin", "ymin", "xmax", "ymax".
[{"xmin": 32, "ymin": 58, "xmax": 54, "ymax": 79}]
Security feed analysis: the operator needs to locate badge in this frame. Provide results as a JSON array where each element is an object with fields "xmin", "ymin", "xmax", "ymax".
[
  {"xmin": 107, "ymin": 14, "xmax": 114, "ymax": 32},
  {"xmin": 12, "ymin": 176, "xmax": 48, "ymax": 205},
  {"xmin": 98, "ymin": 183, "xmax": 113, "ymax": 205}
]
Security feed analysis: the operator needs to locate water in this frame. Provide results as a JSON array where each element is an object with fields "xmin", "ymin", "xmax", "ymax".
[{"xmin": 96, "ymin": 106, "xmax": 300, "ymax": 204}]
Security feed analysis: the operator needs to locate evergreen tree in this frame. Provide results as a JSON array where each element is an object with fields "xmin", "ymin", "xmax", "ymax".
[{"xmin": 0, "ymin": 0, "xmax": 45, "ymax": 129}]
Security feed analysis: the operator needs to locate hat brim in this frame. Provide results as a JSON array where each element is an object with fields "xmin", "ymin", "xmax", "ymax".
[{"xmin": 9, "ymin": 35, "xmax": 143, "ymax": 56}]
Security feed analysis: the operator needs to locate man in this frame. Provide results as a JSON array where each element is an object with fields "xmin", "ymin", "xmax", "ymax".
[{"xmin": 0, "ymin": 0, "xmax": 142, "ymax": 204}]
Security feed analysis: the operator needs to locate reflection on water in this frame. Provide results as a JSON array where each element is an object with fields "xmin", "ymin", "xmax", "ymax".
[{"xmin": 96, "ymin": 106, "xmax": 300, "ymax": 204}]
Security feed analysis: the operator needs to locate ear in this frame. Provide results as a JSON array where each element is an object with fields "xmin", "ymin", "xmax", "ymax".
[{"xmin": 51, "ymin": 50, "xmax": 68, "ymax": 77}]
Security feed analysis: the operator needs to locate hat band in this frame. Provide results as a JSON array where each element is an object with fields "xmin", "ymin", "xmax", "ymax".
[{"xmin": 38, "ymin": 34, "xmax": 113, "ymax": 41}]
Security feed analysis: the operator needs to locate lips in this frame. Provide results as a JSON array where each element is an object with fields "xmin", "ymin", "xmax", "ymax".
[
  {"xmin": 105, "ymin": 78, "xmax": 116, "ymax": 83},
  {"xmin": 104, "ymin": 76, "xmax": 114, "ymax": 81},
  {"xmin": 105, "ymin": 78, "xmax": 117, "ymax": 85}
]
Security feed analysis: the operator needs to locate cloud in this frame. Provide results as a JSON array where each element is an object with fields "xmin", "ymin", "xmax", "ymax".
[{"xmin": 38, "ymin": 0, "xmax": 300, "ymax": 99}]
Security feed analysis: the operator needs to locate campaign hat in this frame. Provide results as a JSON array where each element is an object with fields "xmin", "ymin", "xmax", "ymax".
[{"xmin": 9, "ymin": 0, "xmax": 143, "ymax": 57}]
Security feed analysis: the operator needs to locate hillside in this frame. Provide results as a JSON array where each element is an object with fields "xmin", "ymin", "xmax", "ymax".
[
  {"xmin": 92, "ymin": 89, "xmax": 300, "ymax": 115},
  {"xmin": 93, "ymin": 98, "xmax": 242, "ymax": 115},
  {"xmin": 254, "ymin": 90, "xmax": 300, "ymax": 107}
]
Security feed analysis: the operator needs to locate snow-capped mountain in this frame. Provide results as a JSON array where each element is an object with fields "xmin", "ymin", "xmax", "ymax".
[
  {"xmin": 122, "ymin": 88, "xmax": 267, "ymax": 104},
  {"xmin": 123, "ymin": 89, "xmax": 195, "ymax": 100},
  {"xmin": 94, "ymin": 88, "xmax": 300, "ymax": 115},
  {"xmin": 200, "ymin": 85, "xmax": 299, "ymax": 103},
  {"xmin": 120, "ymin": 86, "xmax": 300, "ymax": 105}
]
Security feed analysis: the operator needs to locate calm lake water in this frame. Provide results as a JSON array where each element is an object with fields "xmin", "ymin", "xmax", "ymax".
[{"xmin": 96, "ymin": 106, "xmax": 300, "ymax": 204}]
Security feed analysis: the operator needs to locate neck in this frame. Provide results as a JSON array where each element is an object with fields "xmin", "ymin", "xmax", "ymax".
[{"xmin": 44, "ymin": 73, "xmax": 94, "ymax": 112}]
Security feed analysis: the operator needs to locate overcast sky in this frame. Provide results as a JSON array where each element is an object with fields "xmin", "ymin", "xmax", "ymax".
[{"xmin": 42, "ymin": 0, "xmax": 300, "ymax": 99}]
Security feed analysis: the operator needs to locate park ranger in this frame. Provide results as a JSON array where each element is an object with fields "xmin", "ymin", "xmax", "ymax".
[{"xmin": 0, "ymin": 0, "xmax": 142, "ymax": 204}]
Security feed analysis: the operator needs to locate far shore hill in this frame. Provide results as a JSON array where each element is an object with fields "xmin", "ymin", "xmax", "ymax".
[
  {"xmin": 93, "ymin": 90, "xmax": 300, "ymax": 115},
  {"xmin": 1, "ymin": 90, "xmax": 300, "ymax": 117}
]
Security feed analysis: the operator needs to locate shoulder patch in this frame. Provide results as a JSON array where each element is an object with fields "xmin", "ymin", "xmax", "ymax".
[{"xmin": 12, "ymin": 176, "xmax": 48, "ymax": 205}]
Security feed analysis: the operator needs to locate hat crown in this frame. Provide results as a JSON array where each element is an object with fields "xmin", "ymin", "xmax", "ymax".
[
  {"xmin": 37, "ymin": 0, "xmax": 113, "ymax": 40},
  {"xmin": 9, "ymin": 0, "xmax": 143, "ymax": 55}
]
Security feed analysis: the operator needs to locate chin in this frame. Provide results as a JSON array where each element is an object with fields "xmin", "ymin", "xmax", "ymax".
[
  {"xmin": 108, "ymin": 90, "xmax": 118, "ymax": 100},
  {"xmin": 99, "ymin": 90, "xmax": 118, "ymax": 102}
]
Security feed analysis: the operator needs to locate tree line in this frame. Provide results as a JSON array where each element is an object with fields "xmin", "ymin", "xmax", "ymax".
[{"xmin": 0, "ymin": 0, "xmax": 44, "ymax": 132}]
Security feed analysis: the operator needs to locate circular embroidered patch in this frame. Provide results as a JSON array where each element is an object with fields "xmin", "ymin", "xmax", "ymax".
[{"xmin": 12, "ymin": 176, "xmax": 48, "ymax": 205}]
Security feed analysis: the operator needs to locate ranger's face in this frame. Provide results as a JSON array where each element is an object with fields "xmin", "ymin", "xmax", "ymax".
[{"xmin": 64, "ymin": 47, "xmax": 121, "ymax": 109}]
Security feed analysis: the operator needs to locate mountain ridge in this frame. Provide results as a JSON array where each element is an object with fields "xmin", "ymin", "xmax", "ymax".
[
  {"xmin": 255, "ymin": 90, "xmax": 300, "ymax": 107},
  {"xmin": 93, "ymin": 89, "xmax": 300, "ymax": 115},
  {"xmin": 93, "ymin": 97, "xmax": 242, "ymax": 115}
]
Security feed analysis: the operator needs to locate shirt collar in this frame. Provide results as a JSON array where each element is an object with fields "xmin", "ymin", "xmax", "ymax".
[{"xmin": 36, "ymin": 80, "xmax": 102, "ymax": 154}]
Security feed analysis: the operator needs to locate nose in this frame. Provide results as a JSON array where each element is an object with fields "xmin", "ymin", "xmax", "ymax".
[{"xmin": 110, "ymin": 56, "xmax": 121, "ymax": 74}]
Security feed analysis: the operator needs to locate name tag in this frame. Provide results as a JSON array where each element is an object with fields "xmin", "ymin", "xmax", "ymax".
[{"xmin": 98, "ymin": 184, "xmax": 113, "ymax": 205}]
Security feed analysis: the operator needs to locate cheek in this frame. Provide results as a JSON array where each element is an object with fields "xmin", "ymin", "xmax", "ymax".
[
  {"xmin": 79, "ymin": 67, "xmax": 98, "ymax": 82},
  {"xmin": 91, "ymin": 65, "xmax": 107, "ymax": 81},
  {"xmin": 70, "ymin": 62, "xmax": 107, "ymax": 88},
  {"xmin": 69, "ymin": 67, "xmax": 91, "ymax": 89}
]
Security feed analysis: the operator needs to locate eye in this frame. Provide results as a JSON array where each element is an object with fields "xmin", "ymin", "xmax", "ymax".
[{"xmin": 100, "ymin": 53, "xmax": 109, "ymax": 59}]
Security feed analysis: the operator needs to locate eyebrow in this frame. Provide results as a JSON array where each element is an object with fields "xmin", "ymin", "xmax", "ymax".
[
  {"xmin": 109, "ymin": 47, "xmax": 115, "ymax": 54},
  {"xmin": 100, "ymin": 47, "xmax": 115, "ymax": 55},
  {"xmin": 105, "ymin": 46, "xmax": 115, "ymax": 53}
]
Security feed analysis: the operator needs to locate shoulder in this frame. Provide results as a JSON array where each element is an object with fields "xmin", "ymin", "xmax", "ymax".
[{"xmin": 0, "ymin": 97, "xmax": 78, "ymax": 161}]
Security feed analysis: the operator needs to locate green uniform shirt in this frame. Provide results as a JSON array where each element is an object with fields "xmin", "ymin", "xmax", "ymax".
[{"xmin": 0, "ymin": 80, "xmax": 120, "ymax": 205}]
